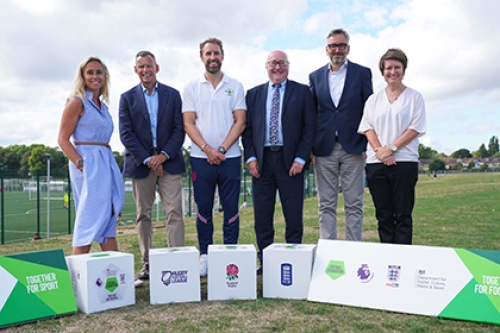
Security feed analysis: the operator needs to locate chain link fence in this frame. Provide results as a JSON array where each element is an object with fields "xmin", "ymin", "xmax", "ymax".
[{"xmin": 0, "ymin": 168, "xmax": 317, "ymax": 245}]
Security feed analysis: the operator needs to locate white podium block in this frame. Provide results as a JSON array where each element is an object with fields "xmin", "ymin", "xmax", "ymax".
[
  {"xmin": 149, "ymin": 246, "xmax": 201, "ymax": 304},
  {"xmin": 207, "ymin": 244, "xmax": 257, "ymax": 301},
  {"xmin": 65, "ymin": 251, "xmax": 135, "ymax": 314},
  {"xmin": 263, "ymin": 243, "xmax": 316, "ymax": 299}
]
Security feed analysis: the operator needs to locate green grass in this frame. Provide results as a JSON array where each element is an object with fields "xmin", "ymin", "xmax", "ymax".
[{"xmin": 1, "ymin": 172, "xmax": 500, "ymax": 332}]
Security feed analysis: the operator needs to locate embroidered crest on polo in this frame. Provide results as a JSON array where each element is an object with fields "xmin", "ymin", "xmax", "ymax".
[
  {"xmin": 269, "ymin": 83, "xmax": 281, "ymax": 145},
  {"xmin": 225, "ymin": 89, "xmax": 233, "ymax": 96}
]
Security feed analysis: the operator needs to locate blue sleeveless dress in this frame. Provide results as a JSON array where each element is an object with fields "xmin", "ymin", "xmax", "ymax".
[{"xmin": 69, "ymin": 91, "xmax": 125, "ymax": 246}]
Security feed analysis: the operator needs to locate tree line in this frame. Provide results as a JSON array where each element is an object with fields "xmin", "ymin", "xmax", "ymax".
[
  {"xmin": 0, "ymin": 144, "xmax": 124, "ymax": 177},
  {"xmin": 1, "ymin": 136, "xmax": 497, "ymax": 176},
  {"xmin": 0, "ymin": 144, "xmax": 191, "ymax": 178},
  {"xmin": 419, "ymin": 135, "xmax": 499, "ymax": 171}
]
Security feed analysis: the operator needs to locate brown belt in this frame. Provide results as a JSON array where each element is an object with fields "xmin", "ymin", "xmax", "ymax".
[{"xmin": 75, "ymin": 142, "xmax": 111, "ymax": 149}]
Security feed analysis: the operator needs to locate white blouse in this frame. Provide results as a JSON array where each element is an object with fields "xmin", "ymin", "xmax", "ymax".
[{"xmin": 358, "ymin": 87, "xmax": 426, "ymax": 164}]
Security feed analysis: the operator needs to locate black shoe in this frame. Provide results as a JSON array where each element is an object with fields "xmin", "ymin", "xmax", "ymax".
[{"xmin": 138, "ymin": 263, "xmax": 150, "ymax": 280}]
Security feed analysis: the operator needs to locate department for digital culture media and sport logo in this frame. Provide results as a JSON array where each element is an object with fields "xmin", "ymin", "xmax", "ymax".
[
  {"xmin": 386, "ymin": 265, "xmax": 401, "ymax": 288},
  {"xmin": 161, "ymin": 270, "xmax": 188, "ymax": 287},
  {"xmin": 357, "ymin": 264, "xmax": 374, "ymax": 283}
]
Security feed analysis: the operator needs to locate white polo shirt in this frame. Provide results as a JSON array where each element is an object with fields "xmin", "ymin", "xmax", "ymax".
[
  {"xmin": 182, "ymin": 73, "xmax": 246, "ymax": 159},
  {"xmin": 358, "ymin": 87, "xmax": 426, "ymax": 164}
]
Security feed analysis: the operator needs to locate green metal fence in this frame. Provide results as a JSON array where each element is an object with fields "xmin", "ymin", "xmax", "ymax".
[{"xmin": 0, "ymin": 168, "xmax": 317, "ymax": 245}]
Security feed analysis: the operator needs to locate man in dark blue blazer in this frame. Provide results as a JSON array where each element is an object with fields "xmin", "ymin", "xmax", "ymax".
[
  {"xmin": 309, "ymin": 29, "xmax": 373, "ymax": 242},
  {"xmin": 119, "ymin": 51, "xmax": 186, "ymax": 280},
  {"xmin": 243, "ymin": 50, "xmax": 317, "ymax": 267}
]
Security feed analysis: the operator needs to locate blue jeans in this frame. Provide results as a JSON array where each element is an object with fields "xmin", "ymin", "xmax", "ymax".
[{"xmin": 190, "ymin": 157, "xmax": 241, "ymax": 254}]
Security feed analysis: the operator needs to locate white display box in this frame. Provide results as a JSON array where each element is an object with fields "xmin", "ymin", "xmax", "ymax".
[
  {"xmin": 263, "ymin": 243, "xmax": 316, "ymax": 299},
  {"xmin": 207, "ymin": 244, "xmax": 257, "ymax": 301},
  {"xmin": 65, "ymin": 251, "xmax": 135, "ymax": 314},
  {"xmin": 149, "ymin": 246, "xmax": 200, "ymax": 304}
]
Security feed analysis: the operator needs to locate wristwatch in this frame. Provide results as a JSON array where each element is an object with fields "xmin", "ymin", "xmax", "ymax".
[
  {"xmin": 76, "ymin": 158, "xmax": 84, "ymax": 170},
  {"xmin": 218, "ymin": 146, "xmax": 226, "ymax": 155},
  {"xmin": 389, "ymin": 144, "xmax": 398, "ymax": 153}
]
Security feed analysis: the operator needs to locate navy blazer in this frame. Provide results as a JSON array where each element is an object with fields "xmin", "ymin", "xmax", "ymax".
[
  {"xmin": 242, "ymin": 80, "xmax": 317, "ymax": 171},
  {"xmin": 309, "ymin": 61, "xmax": 373, "ymax": 155},
  {"xmin": 119, "ymin": 82, "xmax": 186, "ymax": 178}
]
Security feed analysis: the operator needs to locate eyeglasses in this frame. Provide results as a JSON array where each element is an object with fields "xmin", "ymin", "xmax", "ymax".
[
  {"xmin": 266, "ymin": 61, "xmax": 289, "ymax": 69},
  {"xmin": 327, "ymin": 43, "xmax": 348, "ymax": 51}
]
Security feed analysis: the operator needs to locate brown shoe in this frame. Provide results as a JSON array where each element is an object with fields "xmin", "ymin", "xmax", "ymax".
[{"xmin": 138, "ymin": 263, "xmax": 149, "ymax": 280}]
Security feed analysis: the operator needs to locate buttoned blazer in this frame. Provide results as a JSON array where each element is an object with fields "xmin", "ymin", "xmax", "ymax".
[
  {"xmin": 119, "ymin": 82, "xmax": 186, "ymax": 178},
  {"xmin": 309, "ymin": 62, "xmax": 373, "ymax": 156},
  {"xmin": 242, "ymin": 80, "xmax": 317, "ymax": 171}
]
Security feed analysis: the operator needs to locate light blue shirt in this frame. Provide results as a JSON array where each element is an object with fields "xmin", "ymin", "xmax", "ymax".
[
  {"xmin": 142, "ymin": 83, "xmax": 159, "ymax": 147},
  {"xmin": 141, "ymin": 83, "xmax": 168, "ymax": 165},
  {"xmin": 246, "ymin": 79, "xmax": 305, "ymax": 166}
]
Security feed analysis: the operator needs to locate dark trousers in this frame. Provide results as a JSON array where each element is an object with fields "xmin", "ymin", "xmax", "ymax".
[
  {"xmin": 190, "ymin": 157, "xmax": 241, "ymax": 254},
  {"xmin": 366, "ymin": 162, "xmax": 418, "ymax": 244},
  {"xmin": 253, "ymin": 148, "xmax": 304, "ymax": 261}
]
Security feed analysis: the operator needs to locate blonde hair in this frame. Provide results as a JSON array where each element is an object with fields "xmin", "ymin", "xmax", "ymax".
[{"xmin": 69, "ymin": 56, "xmax": 110, "ymax": 103}]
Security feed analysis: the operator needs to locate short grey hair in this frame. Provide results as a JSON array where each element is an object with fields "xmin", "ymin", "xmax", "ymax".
[{"xmin": 326, "ymin": 28, "xmax": 350, "ymax": 44}]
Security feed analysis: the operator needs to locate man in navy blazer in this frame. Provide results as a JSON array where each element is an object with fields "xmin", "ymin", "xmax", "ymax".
[
  {"xmin": 309, "ymin": 29, "xmax": 373, "ymax": 242},
  {"xmin": 243, "ymin": 50, "xmax": 317, "ymax": 268},
  {"xmin": 119, "ymin": 51, "xmax": 186, "ymax": 280}
]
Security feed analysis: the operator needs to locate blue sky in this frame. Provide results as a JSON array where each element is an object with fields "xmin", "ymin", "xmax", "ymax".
[{"xmin": 0, "ymin": 0, "xmax": 498, "ymax": 155}]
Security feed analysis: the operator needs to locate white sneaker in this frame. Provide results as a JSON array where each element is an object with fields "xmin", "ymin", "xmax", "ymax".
[
  {"xmin": 134, "ymin": 278, "xmax": 144, "ymax": 288},
  {"xmin": 200, "ymin": 254, "xmax": 208, "ymax": 277}
]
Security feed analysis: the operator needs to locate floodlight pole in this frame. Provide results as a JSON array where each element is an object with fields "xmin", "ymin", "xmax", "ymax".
[{"xmin": 44, "ymin": 153, "xmax": 51, "ymax": 238}]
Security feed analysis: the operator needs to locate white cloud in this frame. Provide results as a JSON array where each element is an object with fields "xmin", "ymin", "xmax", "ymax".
[
  {"xmin": 303, "ymin": 11, "xmax": 342, "ymax": 35},
  {"xmin": 0, "ymin": 0, "xmax": 499, "ymax": 156},
  {"xmin": 363, "ymin": 7, "xmax": 388, "ymax": 28}
]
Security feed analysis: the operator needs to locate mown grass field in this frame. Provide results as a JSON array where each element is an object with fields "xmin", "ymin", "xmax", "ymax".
[{"xmin": 1, "ymin": 172, "xmax": 499, "ymax": 332}]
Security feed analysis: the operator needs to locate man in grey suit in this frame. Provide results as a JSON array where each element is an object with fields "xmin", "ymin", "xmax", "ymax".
[
  {"xmin": 119, "ymin": 51, "xmax": 186, "ymax": 280},
  {"xmin": 309, "ymin": 29, "xmax": 373, "ymax": 241}
]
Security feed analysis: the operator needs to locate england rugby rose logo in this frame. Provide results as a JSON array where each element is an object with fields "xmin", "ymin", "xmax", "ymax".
[{"xmin": 226, "ymin": 264, "xmax": 239, "ymax": 281}]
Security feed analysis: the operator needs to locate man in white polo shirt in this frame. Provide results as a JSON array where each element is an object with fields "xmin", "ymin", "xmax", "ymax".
[{"xmin": 182, "ymin": 37, "xmax": 246, "ymax": 277}]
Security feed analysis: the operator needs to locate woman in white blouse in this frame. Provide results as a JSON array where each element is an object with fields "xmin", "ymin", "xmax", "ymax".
[{"xmin": 358, "ymin": 48, "xmax": 426, "ymax": 244}]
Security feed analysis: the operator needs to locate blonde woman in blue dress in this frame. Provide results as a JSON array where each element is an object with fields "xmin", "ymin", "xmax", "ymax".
[{"xmin": 58, "ymin": 57, "xmax": 125, "ymax": 255}]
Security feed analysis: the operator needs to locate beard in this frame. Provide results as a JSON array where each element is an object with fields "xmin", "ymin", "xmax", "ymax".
[
  {"xmin": 329, "ymin": 54, "xmax": 346, "ymax": 67},
  {"xmin": 205, "ymin": 60, "xmax": 222, "ymax": 74}
]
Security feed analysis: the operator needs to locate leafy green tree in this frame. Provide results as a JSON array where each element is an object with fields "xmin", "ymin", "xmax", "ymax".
[
  {"xmin": 182, "ymin": 146, "xmax": 191, "ymax": 171},
  {"xmin": 1, "ymin": 144, "xmax": 30, "ymax": 171},
  {"xmin": 488, "ymin": 136, "xmax": 499, "ymax": 156},
  {"xmin": 113, "ymin": 151, "xmax": 124, "ymax": 171},
  {"xmin": 467, "ymin": 161, "xmax": 475, "ymax": 169},
  {"xmin": 28, "ymin": 147, "xmax": 48, "ymax": 172},
  {"xmin": 474, "ymin": 144, "xmax": 489, "ymax": 158},
  {"xmin": 48, "ymin": 147, "xmax": 68, "ymax": 175},
  {"xmin": 429, "ymin": 159, "xmax": 446, "ymax": 171},
  {"xmin": 418, "ymin": 144, "xmax": 437, "ymax": 159},
  {"xmin": 480, "ymin": 163, "xmax": 489, "ymax": 170},
  {"xmin": 450, "ymin": 148, "xmax": 472, "ymax": 158}
]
